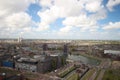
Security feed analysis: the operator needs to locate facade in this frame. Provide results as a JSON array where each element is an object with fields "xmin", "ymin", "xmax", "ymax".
[
  {"xmin": 15, "ymin": 55, "xmax": 52, "ymax": 73},
  {"xmin": 63, "ymin": 44, "xmax": 68, "ymax": 57},
  {"xmin": 2, "ymin": 61, "xmax": 14, "ymax": 68},
  {"xmin": 50, "ymin": 54, "xmax": 64, "ymax": 70},
  {"xmin": 15, "ymin": 52, "xmax": 67, "ymax": 73},
  {"xmin": 37, "ymin": 56, "xmax": 52, "ymax": 73},
  {"xmin": 15, "ymin": 62, "xmax": 37, "ymax": 72},
  {"xmin": 0, "ymin": 54, "xmax": 12, "ymax": 67}
]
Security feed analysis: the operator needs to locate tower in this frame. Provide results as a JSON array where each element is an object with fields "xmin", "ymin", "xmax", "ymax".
[
  {"xmin": 43, "ymin": 43, "xmax": 48, "ymax": 51},
  {"xmin": 63, "ymin": 44, "xmax": 68, "ymax": 57},
  {"xmin": 17, "ymin": 35, "xmax": 22, "ymax": 43}
]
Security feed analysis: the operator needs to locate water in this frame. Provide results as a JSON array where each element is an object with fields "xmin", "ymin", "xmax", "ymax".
[{"xmin": 68, "ymin": 55, "xmax": 100, "ymax": 66}]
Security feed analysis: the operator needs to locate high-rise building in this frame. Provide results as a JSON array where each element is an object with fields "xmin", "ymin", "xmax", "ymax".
[
  {"xmin": 17, "ymin": 37, "xmax": 22, "ymax": 43},
  {"xmin": 63, "ymin": 44, "xmax": 68, "ymax": 57},
  {"xmin": 43, "ymin": 43, "xmax": 48, "ymax": 51}
]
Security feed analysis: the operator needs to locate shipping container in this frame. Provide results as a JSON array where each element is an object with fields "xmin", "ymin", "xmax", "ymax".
[{"xmin": 2, "ymin": 61, "xmax": 14, "ymax": 68}]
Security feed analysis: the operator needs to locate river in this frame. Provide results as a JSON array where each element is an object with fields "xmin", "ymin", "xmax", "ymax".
[{"xmin": 68, "ymin": 55, "xmax": 100, "ymax": 66}]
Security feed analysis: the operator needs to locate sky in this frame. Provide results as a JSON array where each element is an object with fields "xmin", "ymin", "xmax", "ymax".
[{"xmin": 0, "ymin": 0, "xmax": 120, "ymax": 40}]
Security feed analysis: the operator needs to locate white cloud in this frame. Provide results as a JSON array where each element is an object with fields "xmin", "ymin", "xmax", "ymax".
[
  {"xmin": 90, "ymin": 9, "xmax": 107, "ymax": 20},
  {"xmin": 62, "ymin": 14, "xmax": 99, "ymax": 32},
  {"xmin": 0, "ymin": 0, "xmax": 36, "ymax": 38},
  {"xmin": 107, "ymin": 0, "xmax": 120, "ymax": 11},
  {"xmin": 38, "ymin": 0, "xmax": 53, "ymax": 8},
  {"xmin": 37, "ymin": 0, "xmax": 104, "ymax": 34},
  {"xmin": 0, "ymin": 0, "xmax": 119, "ymax": 40},
  {"xmin": 36, "ymin": 23, "xmax": 50, "ymax": 31},
  {"xmin": 37, "ymin": 7, "xmax": 59, "ymax": 26},
  {"xmin": 2, "ymin": 13, "xmax": 33, "ymax": 37},
  {"xmin": 63, "ymin": 14, "xmax": 97, "ymax": 27},
  {"xmin": 85, "ymin": 0, "xmax": 103, "ymax": 12},
  {"xmin": 53, "ymin": 0, "xmax": 83, "ymax": 17},
  {"xmin": 0, "ymin": 0, "xmax": 35, "ymax": 17},
  {"xmin": 60, "ymin": 26, "xmax": 73, "ymax": 33},
  {"xmin": 103, "ymin": 22, "xmax": 120, "ymax": 30},
  {"xmin": 5, "ymin": 12, "xmax": 33, "ymax": 29},
  {"xmin": 37, "ymin": 0, "xmax": 84, "ymax": 26}
]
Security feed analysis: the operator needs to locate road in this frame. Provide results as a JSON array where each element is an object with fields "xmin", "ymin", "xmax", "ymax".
[
  {"xmin": 62, "ymin": 69, "xmax": 76, "ymax": 80},
  {"xmin": 96, "ymin": 59, "xmax": 111, "ymax": 80},
  {"xmin": 81, "ymin": 59, "xmax": 111, "ymax": 80},
  {"xmin": 88, "ymin": 71, "xmax": 97, "ymax": 80},
  {"xmin": 96, "ymin": 69, "xmax": 105, "ymax": 80}
]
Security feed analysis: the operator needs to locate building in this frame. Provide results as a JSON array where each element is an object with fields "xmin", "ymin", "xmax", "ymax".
[
  {"xmin": 63, "ymin": 44, "xmax": 68, "ymax": 57},
  {"xmin": 43, "ymin": 43, "xmax": 48, "ymax": 51},
  {"xmin": 50, "ymin": 53, "xmax": 66, "ymax": 70},
  {"xmin": 0, "ymin": 54, "xmax": 12, "ymax": 67},
  {"xmin": 104, "ymin": 50, "xmax": 120, "ymax": 55},
  {"xmin": 15, "ymin": 52, "xmax": 67, "ymax": 73},
  {"xmin": 103, "ymin": 50, "xmax": 120, "ymax": 60},
  {"xmin": 15, "ymin": 55, "xmax": 52, "ymax": 73}
]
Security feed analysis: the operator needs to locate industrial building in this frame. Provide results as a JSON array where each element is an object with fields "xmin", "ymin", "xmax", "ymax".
[
  {"xmin": 103, "ymin": 50, "xmax": 120, "ymax": 60},
  {"xmin": 15, "ymin": 52, "xmax": 67, "ymax": 73}
]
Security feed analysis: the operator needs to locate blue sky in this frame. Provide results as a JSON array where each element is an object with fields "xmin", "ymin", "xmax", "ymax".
[{"xmin": 0, "ymin": 0, "xmax": 120, "ymax": 40}]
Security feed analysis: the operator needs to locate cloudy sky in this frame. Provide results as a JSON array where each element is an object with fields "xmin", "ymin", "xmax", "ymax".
[{"xmin": 0, "ymin": 0, "xmax": 120, "ymax": 40}]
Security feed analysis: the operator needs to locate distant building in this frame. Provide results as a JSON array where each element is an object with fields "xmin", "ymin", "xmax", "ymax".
[
  {"xmin": 18, "ymin": 37, "xmax": 22, "ymax": 43},
  {"xmin": 63, "ymin": 44, "xmax": 68, "ymax": 57},
  {"xmin": 0, "ymin": 43, "xmax": 68, "ymax": 73},
  {"xmin": 104, "ymin": 50, "xmax": 120, "ymax": 55},
  {"xmin": 103, "ymin": 50, "xmax": 120, "ymax": 60},
  {"xmin": 42, "ymin": 43, "xmax": 48, "ymax": 51}
]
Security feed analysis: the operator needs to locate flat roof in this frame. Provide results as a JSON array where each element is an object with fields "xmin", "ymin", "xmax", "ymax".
[{"xmin": 104, "ymin": 50, "xmax": 120, "ymax": 55}]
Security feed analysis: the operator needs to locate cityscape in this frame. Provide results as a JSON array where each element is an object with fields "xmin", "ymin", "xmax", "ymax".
[
  {"xmin": 0, "ymin": 39, "xmax": 120, "ymax": 80},
  {"xmin": 0, "ymin": 0, "xmax": 120, "ymax": 80}
]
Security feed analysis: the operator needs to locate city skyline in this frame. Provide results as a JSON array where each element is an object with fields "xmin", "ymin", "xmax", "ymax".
[{"xmin": 0, "ymin": 0, "xmax": 120, "ymax": 40}]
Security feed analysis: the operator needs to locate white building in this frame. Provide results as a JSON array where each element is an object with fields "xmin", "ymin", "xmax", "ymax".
[{"xmin": 104, "ymin": 50, "xmax": 120, "ymax": 55}]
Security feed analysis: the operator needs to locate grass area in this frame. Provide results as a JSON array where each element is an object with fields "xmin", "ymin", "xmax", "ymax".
[
  {"xmin": 0, "ymin": 67, "xmax": 20, "ymax": 75},
  {"xmin": 0, "ymin": 67, "xmax": 39, "ymax": 80},
  {"xmin": 58, "ymin": 66, "xmax": 76, "ymax": 78},
  {"xmin": 111, "ymin": 61, "xmax": 120, "ymax": 69},
  {"xmin": 23, "ymin": 72, "xmax": 39, "ymax": 79},
  {"xmin": 81, "ymin": 68, "xmax": 96, "ymax": 80},
  {"xmin": 67, "ymin": 73, "xmax": 80, "ymax": 80},
  {"xmin": 94, "ymin": 69, "xmax": 101, "ymax": 80},
  {"xmin": 102, "ymin": 69, "xmax": 120, "ymax": 80}
]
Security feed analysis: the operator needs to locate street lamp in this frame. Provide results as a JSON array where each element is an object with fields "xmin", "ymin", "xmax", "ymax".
[{"xmin": 13, "ymin": 56, "xmax": 17, "ymax": 68}]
